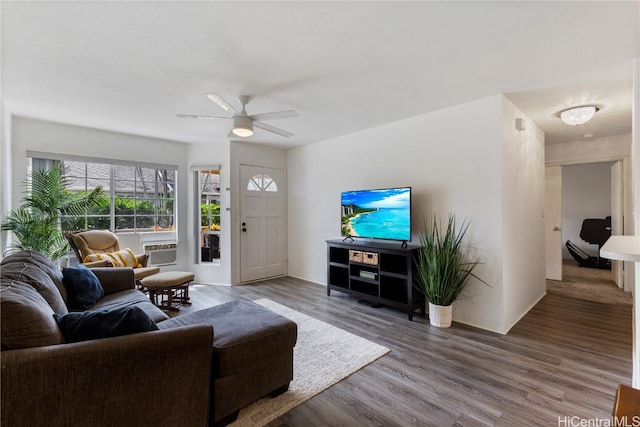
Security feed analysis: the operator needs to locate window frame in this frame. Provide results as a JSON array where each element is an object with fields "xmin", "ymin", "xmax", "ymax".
[
  {"xmin": 192, "ymin": 166, "xmax": 222, "ymax": 265},
  {"xmin": 246, "ymin": 173, "xmax": 278, "ymax": 192},
  {"xmin": 27, "ymin": 151, "xmax": 178, "ymax": 234}
]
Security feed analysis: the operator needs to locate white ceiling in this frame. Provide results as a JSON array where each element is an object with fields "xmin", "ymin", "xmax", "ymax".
[{"xmin": 2, "ymin": 1, "xmax": 638, "ymax": 149}]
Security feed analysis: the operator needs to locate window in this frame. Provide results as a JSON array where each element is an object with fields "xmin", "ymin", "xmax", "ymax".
[
  {"xmin": 195, "ymin": 168, "xmax": 221, "ymax": 264},
  {"xmin": 247, "ymin": 173, "xmax": 278, "ymax": 192},
  {"xmin": 30, "ymin": 156, "xmax": 177, "ymax": 233}
]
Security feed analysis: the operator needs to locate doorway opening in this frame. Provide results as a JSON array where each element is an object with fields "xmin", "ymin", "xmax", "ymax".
[{"xmin": 545, "ymin": 160, "xmax": 631, "ymax": 304}]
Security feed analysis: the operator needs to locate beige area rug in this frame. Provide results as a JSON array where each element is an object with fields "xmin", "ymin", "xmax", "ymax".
[
  {"xmin": 546, "ymin": 260, "xmax": 632, "ymax": 306},
  {"xmin": 230, "ymin": 299, "xmax": 390, "ymax": 427}
]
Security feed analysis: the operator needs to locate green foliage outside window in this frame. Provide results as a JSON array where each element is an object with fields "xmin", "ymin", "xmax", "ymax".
[
  {"xmin": 201, "ymin": 203, "xmax": 220, "ymax": 230},
  {"xmin": 61, "ymin": 196, "xmax": 174, "ymax": 231}
]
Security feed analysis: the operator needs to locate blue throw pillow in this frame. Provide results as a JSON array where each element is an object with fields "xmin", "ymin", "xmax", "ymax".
[
  {"xmin": 53, "ymin": 306, "xmax": 159, "ymax": 343},
  {"xmin": 62, "ymin": 264, "xmax": 104, "ymax": 310}
]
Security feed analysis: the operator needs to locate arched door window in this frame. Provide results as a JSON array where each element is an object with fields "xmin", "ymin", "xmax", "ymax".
[{"xmin": 247, "ymin": 173, "xmax": 278, "ymax": 192}]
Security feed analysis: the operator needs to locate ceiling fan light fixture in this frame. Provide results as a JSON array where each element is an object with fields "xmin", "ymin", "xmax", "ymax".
[
  {"xmin": 559, "ymin": 105, "xmax": 599, "ymax": 126},
  {"xmin": 179, "ymin": 93, "xmax": 296, "ymax": 137},
  {"xmin": 232, "ymin": 116, "xmax": 253, "ymax": 137}
]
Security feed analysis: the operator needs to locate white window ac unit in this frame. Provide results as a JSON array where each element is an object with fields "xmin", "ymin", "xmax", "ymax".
[{"xmin": 142, "ymin": 242, "xmax": 177, "ymax": 266}]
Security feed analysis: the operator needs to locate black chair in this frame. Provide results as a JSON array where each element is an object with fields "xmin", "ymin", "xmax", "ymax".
[
  {"xmin": 566, "ymin": 216, "xmax": 612, "ymax": 269},
  {"xmin": 580, "ymin": 216, "xmax": 611, "ymax": 249}
]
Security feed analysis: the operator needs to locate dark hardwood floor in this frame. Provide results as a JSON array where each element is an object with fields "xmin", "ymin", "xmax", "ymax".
[{"xmin": 177, "ymin": 276, "xmax": 632, "ymax": 426}]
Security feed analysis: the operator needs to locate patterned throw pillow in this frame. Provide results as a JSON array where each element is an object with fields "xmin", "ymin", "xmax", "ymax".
[{"xmin": 84, "ymin": 248, "xmax": 141, "ymax": 268}]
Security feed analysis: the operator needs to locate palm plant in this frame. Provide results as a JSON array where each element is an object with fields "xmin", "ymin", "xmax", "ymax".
[
  {"xmin": 1, "ymin": 163, "xmax": 105, "ymax": 260},
  {"xmin": 414, "ymin": 213, "xmax": 487, "ymax": 307}
]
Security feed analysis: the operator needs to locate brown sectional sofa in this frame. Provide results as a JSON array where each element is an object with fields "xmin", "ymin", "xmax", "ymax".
[
  {"xmin": 1, "ymin": 250, "xmax": 297, "ymax": 427},
  {"xmin": 1, "ymin": 250, "xmax": 213, "ymax": 426}
]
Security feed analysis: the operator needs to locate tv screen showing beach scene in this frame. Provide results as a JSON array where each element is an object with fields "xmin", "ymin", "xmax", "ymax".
[{"xmin": 341, "ymin": 187, "xmax": 411, "ymax": 242}]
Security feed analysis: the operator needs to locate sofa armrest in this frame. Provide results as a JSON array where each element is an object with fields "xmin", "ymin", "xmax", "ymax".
[
  {"xmin": 1, "ymin": 325, "xmax": 213, "ymax": 427},
  {"xmin": 91, "ymin": 267, "xmax": 136, "ymax": 295},
  {"xmin": 83, "ymin": 259, "xmax": 112, "ymax": 268}
]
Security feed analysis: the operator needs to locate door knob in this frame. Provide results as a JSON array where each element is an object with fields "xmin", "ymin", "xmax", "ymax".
[{"xmin": 553, "ymin": 226, "xmax": 560, "ymax": 231}]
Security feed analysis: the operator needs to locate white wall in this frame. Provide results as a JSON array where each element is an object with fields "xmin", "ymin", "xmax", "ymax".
[
  {"xmin": 500, "ymin": 97, "xmax": 546, "ymax": 332},
  {"xmin": 631, "ymin": 57, "xmax": 639, "ymax": 389},
  {"xmin": 8, "ymin": 117, "xmax": 190, "ymax": 268},
  {"xmin": 561, "ymin": 162, "xmax": 613, "ymax": 258},
  {"xmin": 287, "ymin": 94, "xmax": 545, "ymax": 333},
  {"xmin": 187, "ymin": 141, "xmax": 232, "ymax": 284},
  {"xmin": 0, "ymin": 97, "xmax": 12, "ymax": 258},
  {"xmin": 546, "ymin": 134, "xmax": 631, "ymax": 165},
  {"xmin": 230, "ymin": 141, "xmax": 287, "ymax": 284}
]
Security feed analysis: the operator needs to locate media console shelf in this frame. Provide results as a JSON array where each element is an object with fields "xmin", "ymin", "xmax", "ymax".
[{"xmin": 326, "ymin": 239, "xmax": 424, "ymax": 321}]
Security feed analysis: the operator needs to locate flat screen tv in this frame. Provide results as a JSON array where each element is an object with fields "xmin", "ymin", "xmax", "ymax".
[{"xmin": 341, "ymin": 187, "xmax": 411, "ymax": 242}]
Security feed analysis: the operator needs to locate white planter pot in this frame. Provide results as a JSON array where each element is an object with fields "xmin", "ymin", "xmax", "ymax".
[{"xmin": 428, "ymin": 302, "xmax": 452, "ymax": 328}]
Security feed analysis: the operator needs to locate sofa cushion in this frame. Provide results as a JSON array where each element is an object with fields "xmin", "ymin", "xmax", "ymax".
[
  {"xmin": 159, "ymin": 301, "xmax": 297, "ymax": 376},
  {"xmin": 0, "ymin": 258, "xmax": 68, "ymax": 314},
  {"xmin": 62, "ymin": 265, "xmax": 104, "ymax": 310},
  {"xmin": 1, "ymin": 250, "xmax": 67, "ymax": 302},
  {"xmin": 93, "ymin": 288, "xmax": 169, "ymax": 323},
  {"xmin": 25, "ymin": 251, "xmax": 67, "ymax": 301},
  {"xmin": 2, "ymin": 261, "xmax": 68, "ymax": 314},
  {"xmin": 1, "ymin": 281, "xmax": 65, "ymax": 349},
  {"xmin": 53, "ymin": 306, "xmax": 159, "ymax": 343}
]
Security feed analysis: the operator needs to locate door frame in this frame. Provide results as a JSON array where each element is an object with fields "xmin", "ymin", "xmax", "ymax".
[
  {"xmin": 611, "ymin": 160, "xmax": 624, "ymax": 288},
  {"xmin": 545, "ymin": 166, "xmax": 563, "ymax": 281},
  {"xmin": 237, "ymin": 164, "xmax": 287, "ymax": 283},
  {"xmin": 546, "ymin": 155, "xmax": 632, "ymax": 291}
]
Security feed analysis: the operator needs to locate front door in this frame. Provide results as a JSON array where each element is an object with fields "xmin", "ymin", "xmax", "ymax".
[{"xmin": 239, "ymin": 165, "xmax": 285, "ymax": 283}]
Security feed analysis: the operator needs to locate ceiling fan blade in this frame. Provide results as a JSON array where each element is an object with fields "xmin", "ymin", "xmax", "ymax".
[
  {"xmin": 254, "ymin": 121, "xmax": 294, "ymax": 137},
  {"xmin": 249, "ymin": 110, "xmax": 299, "ymax": 121},
  {"xmin": 176, "ymin": 114, "xmax": 230, "ymax": 120},
  {"xmin": 206, "ymin": 93, "xmax": 239, "ymax": 114}
]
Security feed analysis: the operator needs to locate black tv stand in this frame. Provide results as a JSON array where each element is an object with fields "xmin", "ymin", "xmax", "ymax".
[
  {"xmin": 326, "ymin": 239, "xmax": 423, "ymax": 321},
  {"xmin": 342, "ymin": 235, "xmax": 355, "ymax": 243},
  {"xmin": 401, "ymin": 241, "xmax": 408, "ymax": 249}
]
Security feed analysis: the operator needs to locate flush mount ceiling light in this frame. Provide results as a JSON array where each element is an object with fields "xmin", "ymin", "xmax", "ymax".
[
  {"xmin": 558, "ymin": 105, "xmax": 599, "ymax": 126},
  {"xmin": 232, "ymin": 116, "xmax": 253, "ymax": 137}
]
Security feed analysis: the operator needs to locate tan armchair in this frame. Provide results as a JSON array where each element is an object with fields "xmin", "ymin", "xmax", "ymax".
[{"xmin": 66, "ymin": 230, "xmax": 160, "ymax": 283}]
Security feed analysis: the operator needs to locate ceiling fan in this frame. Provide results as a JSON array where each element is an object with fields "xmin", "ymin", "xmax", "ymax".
[{"xmin": 177, "ymin": 94, "xmax": 298, "ymax": 138}]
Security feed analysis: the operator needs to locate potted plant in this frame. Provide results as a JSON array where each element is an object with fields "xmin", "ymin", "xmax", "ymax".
[
  {"xmin": 1, "ymin": 163, "xmax": 105, "ymax": 260},
  {"xmin": 414, "ymin": 213, "xmax": 487, "ymax": 328}
]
